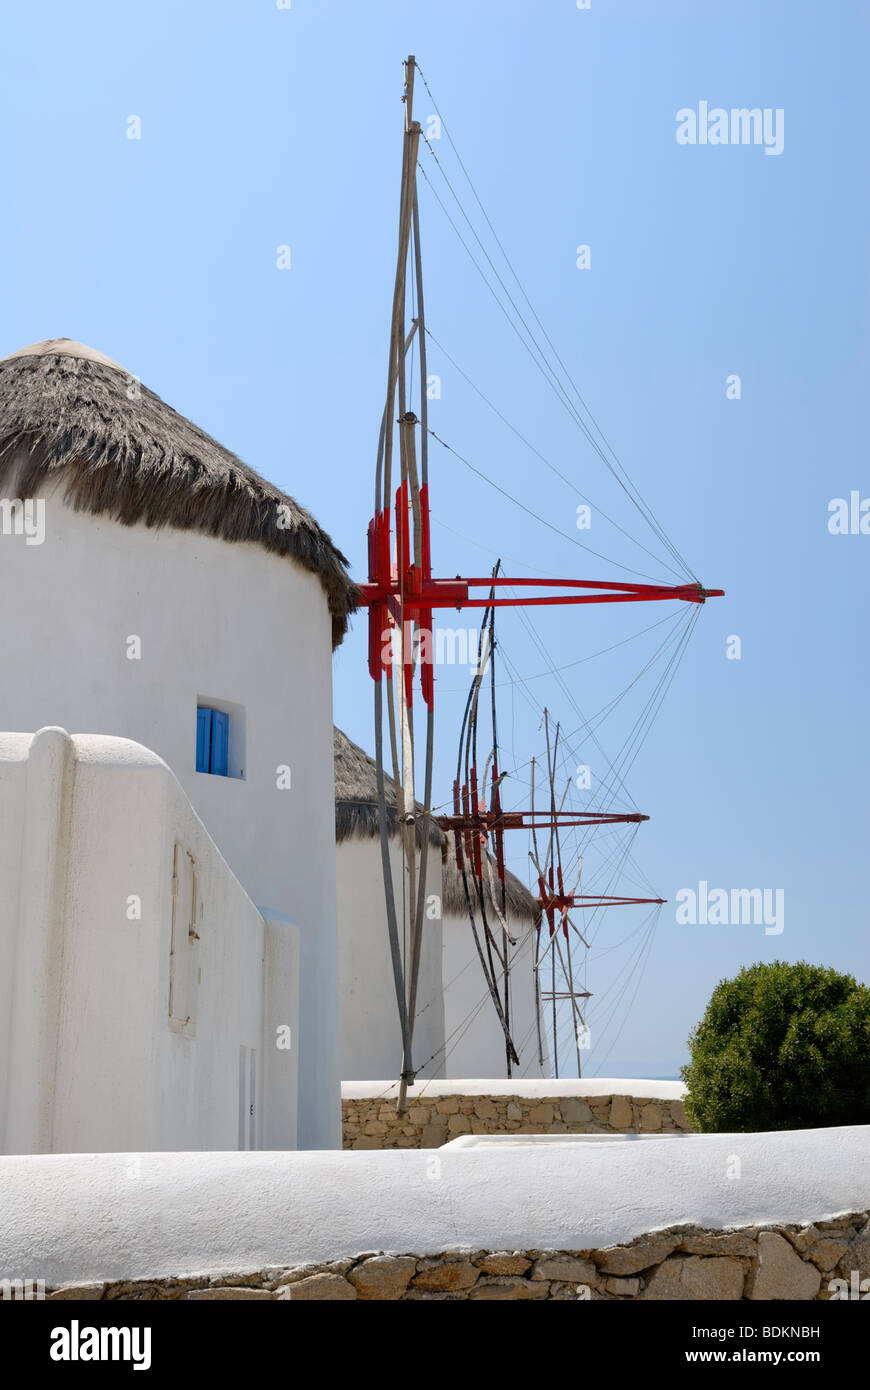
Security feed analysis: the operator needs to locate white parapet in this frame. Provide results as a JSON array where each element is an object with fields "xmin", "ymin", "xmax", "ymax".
[
  {"xmin": 341, "ymin": 1078, "xmax": 687, "ymax": 1101},
  {"xmin": 0, "ymin": 729, "xmax": 299, "ymax": 1155},
  {"xmin": 0, "ymin": 1126, "xmax": 867, "ymax": 1286}
]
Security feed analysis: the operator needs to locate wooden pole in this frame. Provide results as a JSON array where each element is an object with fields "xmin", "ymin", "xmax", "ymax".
[{"xmin": 394, "ymin": 55, "xmax": 420, "ymax": 1116}]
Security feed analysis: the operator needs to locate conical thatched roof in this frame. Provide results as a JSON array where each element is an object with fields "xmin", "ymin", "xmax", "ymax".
[
  {"xmin": 334, "ymin": 726, "xmax": 444, "ymax": 848},
  {"xmin": 334, "ymin": 725, "xmax": 538, "ymax": 922},
  {"xmin": 0, "ymin": 340, "xmax": 358, "ymax": 647},
  {"xmin": 441, "ymin": 834, "xmax": 540, "ymax": 926}
]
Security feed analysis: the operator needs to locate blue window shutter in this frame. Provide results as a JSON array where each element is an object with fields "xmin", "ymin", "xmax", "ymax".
[
  {"xmin": 196, "ymin": 708, "xmax": 212, "ymax": 773},
  {"xmin": 211, "ymin": 710, "xmax": 229, "ymax": 777}
]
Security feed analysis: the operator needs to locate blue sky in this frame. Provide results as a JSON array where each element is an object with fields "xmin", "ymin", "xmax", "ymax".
[{"xmin": 2, "ymin": 0, "xmax": 867, "ymax": 1078}]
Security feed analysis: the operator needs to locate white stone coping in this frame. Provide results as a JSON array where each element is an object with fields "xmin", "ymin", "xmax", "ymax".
[
  {"xmin": 2, "ymin": 1127, "xmax": 867, "ymax": 1286},
  {"xmin": 444, "ymin": 1133, "xmax": 692, "ymax": 1148},
  {"xmin": 341, "ymin": 1078, "xmax": 687, "ymax": 1101}
]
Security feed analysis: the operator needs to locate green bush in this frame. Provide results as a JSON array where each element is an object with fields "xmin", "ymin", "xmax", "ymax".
[{"xmin": 681, "ymin": 960, "xmax": 870, "ymax": 1132}]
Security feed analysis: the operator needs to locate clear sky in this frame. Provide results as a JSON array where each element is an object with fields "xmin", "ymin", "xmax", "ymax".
[{"xmin": 2, "ymin": 0, "xmax": 867, "ymax": 1079}]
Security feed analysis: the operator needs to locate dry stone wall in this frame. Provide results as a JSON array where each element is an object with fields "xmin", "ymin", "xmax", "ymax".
[
  {"xmin": 342, "ymin": 1091, "xmax": 691, "ymax": 1148},
  {"xmin": 37, "ymin": 1212, "xmax": 870, "ymax": 1300}
]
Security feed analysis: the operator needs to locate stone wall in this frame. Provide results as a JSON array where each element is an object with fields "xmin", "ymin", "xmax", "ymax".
[
  {"xmin": 38, "ymin": 1212, "xmax": 870, "ymax": 1300},
  {"xmin": 342, "ymin": 1091, "xmax": 691, "ymax": 1148}
]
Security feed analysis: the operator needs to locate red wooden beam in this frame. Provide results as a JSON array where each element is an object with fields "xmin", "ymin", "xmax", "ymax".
[
  {"xmin": 363, "ymin": 498, "xmax": 723, "ymax": 713},
  {"xmin": 436, "ymin": 810, "xmax": 649, "ymax": 832},
  {"xmin": 538, "ymin": 893, "xmax": 666, "ymax": 911},
  {"xmin": 359, "ymin": 574, "xmax": 724, "ymax": 609}
]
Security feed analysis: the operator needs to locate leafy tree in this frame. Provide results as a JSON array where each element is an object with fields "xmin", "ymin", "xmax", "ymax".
[{"xmin": 681, "ymin": 960, "xmax": 870, "ymax": 1132}]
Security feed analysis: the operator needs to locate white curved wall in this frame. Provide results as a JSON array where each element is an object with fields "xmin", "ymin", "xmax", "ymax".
[
  {"xmin": 442, "ymin": 910, "xmax": 549, "ymax": 1080},
  {"xmin": 0, "ymin": 730, "xmax": 299, "ymax": 1154},
  {"xmin": 0, "ymin": 486, "xmax": 339, "ymax": 1148},
  {"xmin": 336, "ymin": 837, "xmax": 445, "ymax": 1081}
]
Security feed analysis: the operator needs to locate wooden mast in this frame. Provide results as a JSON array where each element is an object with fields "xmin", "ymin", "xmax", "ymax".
[
  {"xmin": 365, "ymin": 55, "xmax": 723, "ymax": 1095},
  {"xmin": 374, "ymin": 55, "xmax": 431, "ymax": 1114}
]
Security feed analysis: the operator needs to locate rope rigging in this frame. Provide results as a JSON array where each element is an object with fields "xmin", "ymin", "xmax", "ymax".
[
  {"xmin": 414, "ymin": 137, "xmax": 696, "ymax": 583},
  {"xmin": 360, "ymin": 56, "xmax": 723, "ymax": 1098},
  {"xmin": 426, "ymin": 424, "xmax": 677, "ymax": 584},
  {"xmin": 412, "ymin": 64, "xmax": 698, "ymax": 586},
  {"xmin": 424, "ymin": 326, "xmax": 689, "ymax": 583}
]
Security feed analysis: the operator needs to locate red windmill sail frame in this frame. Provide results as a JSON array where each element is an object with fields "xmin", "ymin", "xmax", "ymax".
[
  {"xmin": 364, "ymin": 55, "xmax": 723, "ymax": 1104},
  {"xmin": 434, "ymin": 591, "xmax": 670, "ymax": 1079}
]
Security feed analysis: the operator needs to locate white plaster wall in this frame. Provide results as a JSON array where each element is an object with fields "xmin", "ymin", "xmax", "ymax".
[
  {"xmin": 0, "ymin": 730, "xmax": 299, "ymax": 1155},
  {"xmin": 2, "ymin": 1127, "xmax": 868, "ymax": 1284},
  {"xmin": 0, "ymin": 485, "xmax": 338, "ymax": 1148},
  {"xmin": 0, "ymin": 734, "xmax": 28, "ymax": 1144},
  {"xmin": 261, "ymin": 910, "xmax": 301, "ymax": 1152},
  {"xmin": 343, "ymin": 1078, "xmax": 687, "ymax": 1101},
  {"xmin": 336, "ymin": 837, "xmax": 445, "ymax": 1081},
  {"xmin": 0, "ymin": 733, "xmax": 300, "ymax": 1156},
  {"xmin": 441, "ymin": 911, "xmax": 549, "ymax": 1080}
]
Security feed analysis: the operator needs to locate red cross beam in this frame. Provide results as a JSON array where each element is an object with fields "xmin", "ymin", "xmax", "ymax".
[
  {"xmin": 358, "ymin": 572, "xmax": 726, "ymax": 609},
  {"xmin": 436, "ymin": 809, "xmax": 649, "ymax": 832},
  {"xmin": 361, "ymin": 485, "xmax": 724, "ymax": 709},
  {"xmin": 435, "ymin": 758, "xmax": 650, "ymax": 889},
  {"xmin": 535, "ymin": 862, "xmax": 665, "ymax": 946},
  {"xmin": 437, "ymin": 772, "xmax": 649, "ymax": 894},
  {"xmin": 538, "ymin": 893, "xmax": 667, "ymax": 911}
]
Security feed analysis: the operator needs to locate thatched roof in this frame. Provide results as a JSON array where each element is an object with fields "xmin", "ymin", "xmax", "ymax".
[
  {"xmin": 441, "ymin": 835, "xmax": 540, "ymax": 926},
  {"xmin": 0, "ymin": 340, "xmax": 358, "ymax": 647},
  {"xmin": 334, "ymin": 726, "xmax": 538, "ymax": 922},
  {"xmin": 334, "ymin": 726, "xmax": 444, "ymax": 849}
]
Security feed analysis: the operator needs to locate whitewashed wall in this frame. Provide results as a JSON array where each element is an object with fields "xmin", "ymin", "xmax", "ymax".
[
  {"xmin": 0, "ymin": 486, "xmax": 338, "ymax": 1148},
  {"xmin": 0, "ymin": 729, "xmax": 299, "ymax": 1155},
  {"xmin": 6, "ymin": 1128, "xmax": 868, "ymax": 1288},
  {"xmin": 441, "ymin": 910, "xmax": 549, "ymax": 1080},
  {"xmin": 336, "ymin": 837, "xmax": 445, "ymax": 1082}
]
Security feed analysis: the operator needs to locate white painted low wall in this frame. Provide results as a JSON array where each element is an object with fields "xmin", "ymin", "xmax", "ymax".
[
  {"xmin": 341, "ymin": 1078, "xmax": 686, "ymax": 1101},
  {"xmin": 0, "ymin": 728, "xmax": 299, "ymax": 1155},
  {"xmin": 1, "ymin": 1127, "xmax": 867, "ymax": 1286}
]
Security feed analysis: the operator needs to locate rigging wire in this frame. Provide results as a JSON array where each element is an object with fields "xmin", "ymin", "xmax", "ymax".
[
  {"xmin": 498, "ymin": 603, "xmax": 698, "ymax": 841},
  {"xmin": 585, "ymin": 911, "xmax": 661, "ymax": 1075},
  {"xmin": 551, "ymin": 607, "xmax": 698, "ymax": 819},
  {"xmin": 504, "ymin": 600, "xmax": 682, "ymax": 816},
  {"xmin": 488, "ymin": 609, "xmax": 672, "ymax": 1070},
  {"xmin": 580, "ymin": 607, "xmax": 701, "ymax": 819},
  {"xmin": 418, "ymin": 156, "xmax": 694, "ymax": 580},
  {"xmin": 379, "ymin": 62, "xmax": 716, "ymax": 1083},
  {"xmin": 414, "ymin": 61, "xmax": 696, "ymax": 582},
  {"xmin": 425, "ymin": 327, "xmax": 688, "ymax": 582},
  {"xmin": 499, "ymin": 606, "xmax": 642, "ymax": 813},
  {"xmin": 426, "ymin": 425, "xmax": 669, "ymax": 583}
]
